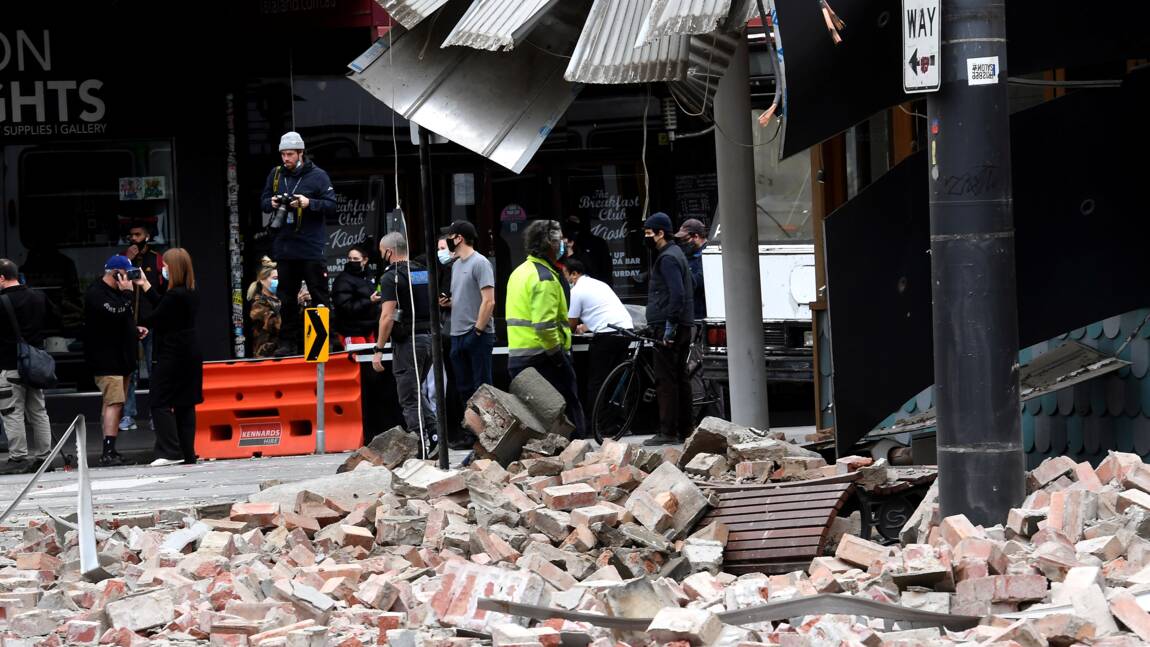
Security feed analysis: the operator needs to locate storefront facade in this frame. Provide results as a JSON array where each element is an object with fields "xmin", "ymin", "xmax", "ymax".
[{"xmin": 1, "ymin": 1, "xmax": 808, "ymax": 398}]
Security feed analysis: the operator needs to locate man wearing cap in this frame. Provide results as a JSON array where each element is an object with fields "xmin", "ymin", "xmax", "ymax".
[
  {"xmin": 259, "ymin": 131, "xmax": 337, "ymax": 356},
  {"xmin": 84, "ymin": 255, "xmax": 149, "ymax": 466},
  {"xmin": 642, "ymin": 212, "xmax": 695, "ymax": 446},
  {"xmin": 438, "ymin": 220, "xmax": 495, "ymax": 448},
  {"xmin": 674, "ymin": 218, "xmax": 708, "ymax": 319}
]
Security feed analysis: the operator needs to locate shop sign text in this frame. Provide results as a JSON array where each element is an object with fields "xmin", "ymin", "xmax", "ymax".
[{"xmin": 0, "ymin": 30, "xmax": 108, "ymax": 136}]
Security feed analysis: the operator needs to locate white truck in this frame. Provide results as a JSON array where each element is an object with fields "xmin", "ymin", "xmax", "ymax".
[{"xmin": 698, "ymin": 232, "xmax": 817, "ymax": 386}]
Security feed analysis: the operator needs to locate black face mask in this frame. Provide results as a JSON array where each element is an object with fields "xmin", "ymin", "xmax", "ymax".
[
  {"xmin": 346, "ymin": 262, "xmax": 364, "ymax": 274},
  {"xmin": 645, "ymin": 236, "xmax": 660, "ymax": 252},
  {"xmin": 445, "ymin": 236, "xmax": 459, "ymax": 253},
  {"xmin": 133, "ymin": 241, "xmax": 147, "ymax": 251}
]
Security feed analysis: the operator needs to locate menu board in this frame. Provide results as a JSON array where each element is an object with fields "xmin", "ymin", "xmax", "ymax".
[
  {"xmin": 674, "ymin": 173, "xmax": 717, "ymax": 230},
  {"xmin": 567, "ymin": 174, "xmax": 646, "ymax": 300},
  {"xmin": 326, "ymin": 179, "xmax": 385, "ymax": 278}
]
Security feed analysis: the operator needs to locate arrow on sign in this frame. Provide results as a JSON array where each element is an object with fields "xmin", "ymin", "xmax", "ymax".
[
  {"xmin": 908, "ymin": 47, "xmax": 919, "ymax": 75},
  {"xmin": 306, "ymin": 309, "xmax": 328, "ymax": 362}
]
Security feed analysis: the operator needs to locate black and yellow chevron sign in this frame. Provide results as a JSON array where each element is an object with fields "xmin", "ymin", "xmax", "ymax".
[{"xmin": 304, "ymin": 307, "xmax": 329, "ymax": 363}]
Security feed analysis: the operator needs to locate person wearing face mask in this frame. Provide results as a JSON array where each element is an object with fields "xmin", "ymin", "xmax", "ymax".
[
  {"xmin": 438, "ymin": 220, "xmax": 496, "ymax": 410},
  {"xmin": 131, "ymin": 249, "xmax": 203, "ymax": 467},
  {"xmin": 505, "ymin": 219, "xmax": 586, "ymax": 439},
  {"xmin": 371, "ymin": 233, "xmax": 438, "ymax": 456},
  {"xmin": 434, "ymin": 235, "xmax": 471, "ymax": 450},
  {"xmin": 247, "ymin": 258, "xmax": 282, "ymax": 358},
  {"xmin": 84, "ymin": 255, "xmax": 149, "ymax": 466},
  {"xmin": 259, "ymin": 131, "xmax": 337, "ymax": 357},
  {"xmin": 674, "ymin": 218, "xmax": 708, "ymax": 320},
  {"xmin": 331, "ymin": 245, "xmax": 381, "ymax": 346},
  {"xmin": 641, "ymin": 212, "xmax": 695, "ymax": 446},
  {"xmin": 119, "ymin": 222, "xmax": 165, "ymax": 434}
]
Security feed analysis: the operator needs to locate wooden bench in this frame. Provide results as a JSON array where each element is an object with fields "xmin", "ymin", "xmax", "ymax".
[{"xmin": 698, "ymin": 475, "xmax": 858, "ymax": 574}]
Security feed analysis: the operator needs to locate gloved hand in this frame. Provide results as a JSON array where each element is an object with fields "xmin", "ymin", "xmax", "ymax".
[
  {"xmin": 549, "ymin": 350, "xmax": 567, "ymax": 368},
  {"xmin": 663, "ymin": 322, "xmax": 677, "ymax": 345}
]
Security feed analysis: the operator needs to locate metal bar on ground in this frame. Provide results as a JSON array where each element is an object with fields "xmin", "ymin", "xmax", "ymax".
[
  {"xmin": 0, "ymin": 414, "xmax": 80, "ymax": 524},
  {"xmin": 75, "ymin": 415, "xmax": 104, "ymax": 581}
]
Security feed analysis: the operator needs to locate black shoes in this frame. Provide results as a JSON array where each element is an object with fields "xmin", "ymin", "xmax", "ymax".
[
  {"xmin": 98, "ymin": 452, "xmax": 124, "ymax": 467},
  {"xmin": 642, "ymin": 434, "xmax": 679, "ymax": 446}
]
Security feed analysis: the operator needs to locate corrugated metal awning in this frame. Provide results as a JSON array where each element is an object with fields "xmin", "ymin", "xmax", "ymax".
[
  {"xmin": 564, "ymin": 0, "xmax": 691, "ymax": 84},
  {"xmin": 441, "ymin": 0, "xmax": 560, "ymax": 52},
  {"xmin": 350, "ymin": 0, "xmax": 582, "ymax": 174},
  {"xmin": 375, "ymin": 0, "xmax": 449, "ymax": 30},
  {"xmin": 639, "ymin": 0, "xmax": 734, "ymax": 44}
]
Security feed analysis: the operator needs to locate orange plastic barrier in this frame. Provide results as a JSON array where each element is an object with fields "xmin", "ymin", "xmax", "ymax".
[{"xmin": 195, "ymin": 353, "xmax": 363, "ymax": 459}]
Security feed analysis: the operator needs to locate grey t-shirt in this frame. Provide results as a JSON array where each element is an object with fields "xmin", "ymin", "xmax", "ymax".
[{"xmin": 449, "ymin": 251, "xmax": 495, "ymax": 336}]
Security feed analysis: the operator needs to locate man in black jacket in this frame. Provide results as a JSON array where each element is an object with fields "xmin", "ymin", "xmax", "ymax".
[
  {"xmin": 260, "ymin": 131, "xmax": 337, "ymax": 356},
  {"xmin": 84, "ymin": 255, "xmax": 147, "ymax": 466},
  {"xmin": 642, "ymin": 212, "xmax": 695, "ymax": 446},
  {"xmin": 0, "ymin": 259, "xmax": 51, "ymax": 472},
  {"xmin": 119, "ymin": 222, "xmax": 166, "ymax": 433}
]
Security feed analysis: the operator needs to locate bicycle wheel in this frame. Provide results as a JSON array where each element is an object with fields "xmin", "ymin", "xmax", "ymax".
[{"xmin": 592, "ymin": 360, "xmax": 642, "ymax": 443}]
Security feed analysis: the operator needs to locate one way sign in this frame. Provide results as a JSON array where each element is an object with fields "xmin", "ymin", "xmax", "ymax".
[{"xmin": 902, "ymin": 0, "xmax": 940, "ymax": 93}]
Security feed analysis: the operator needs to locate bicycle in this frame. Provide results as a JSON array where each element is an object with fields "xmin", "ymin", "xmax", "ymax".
[{"xmin": 590, "ymin": 324, "xmax": 725, "ymax": 443}]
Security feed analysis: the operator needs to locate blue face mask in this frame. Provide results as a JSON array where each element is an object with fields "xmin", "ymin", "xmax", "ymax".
[
  {"xmin": 269, "ymin": 278, "xmax": 279, "ymax": 293},
  {"xmin": 558, "ymin": 240, "xmax": 566, "ymax": 258},
  {"xmin": 161, "ymin": 266, "xmax": 169, "ymax": 281},
  {"xmin": 437, "ymin": 249, "xmax": 453, "ymax": 265}
]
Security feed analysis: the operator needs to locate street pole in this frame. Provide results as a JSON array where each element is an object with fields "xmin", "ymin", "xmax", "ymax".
[
  {"xmin": 928, "ymin": 0, "xmax": 1023, "ymax": 525},
  {"xmin": 316, "ymin": 361, "xmax": 326, "ymax": 455},
  {"xmin": 419, "ymin": 127, "xmax": 451, "ymax": 469},
  {"xmin": 713, "ymin": 36, "xmax": 770, "ymax": 430}
]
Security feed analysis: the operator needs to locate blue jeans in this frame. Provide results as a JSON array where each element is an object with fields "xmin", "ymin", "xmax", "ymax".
[
  {"xmin": 508, "ymin": 352, "xmax": 587, "ymax": 440},
  {"xmin": 123, "ymin": 335, "xmax": 153, "ymax": 420},
  {"xmin": 449, "ymin": 331, "xmax": 495, "ymax": 404}
]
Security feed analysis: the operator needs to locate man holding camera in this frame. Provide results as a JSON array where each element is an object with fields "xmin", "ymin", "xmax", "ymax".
[
  {"xmin": 259, "ymin": 131, "xmax": 337, "ymax": 356},
  {"xmin": 119, "ymin": 222, "xmax": 165, "ymax": 433},
  {"xmin": 371, "ymin": 233, "xmax": 438, "ymax": 456},
  {"xmin": 84, "ymin": 255, "xmax": 148, "ymax": 466}
]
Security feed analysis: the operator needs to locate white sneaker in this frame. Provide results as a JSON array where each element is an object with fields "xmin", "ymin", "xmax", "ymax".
[{"xmin": 149, "ymin": 458, "xmax": 182, "ymax": 467}]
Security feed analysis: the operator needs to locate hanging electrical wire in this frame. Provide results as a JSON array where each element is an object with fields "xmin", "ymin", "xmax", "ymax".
[{"xmin": 641, "ymin": 83, "xmax": 651, "ymax": 219}]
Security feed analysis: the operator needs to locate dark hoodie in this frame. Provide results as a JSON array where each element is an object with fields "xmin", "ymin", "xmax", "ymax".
[{"xmin": 259, "ymin": 159, "xmax": 337, "ymax": 261}]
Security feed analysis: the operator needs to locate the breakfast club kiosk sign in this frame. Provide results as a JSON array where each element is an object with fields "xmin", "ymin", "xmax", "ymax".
[{"xmin": 0, "ymin": 30, "xmax": 108, "ymax": 138}]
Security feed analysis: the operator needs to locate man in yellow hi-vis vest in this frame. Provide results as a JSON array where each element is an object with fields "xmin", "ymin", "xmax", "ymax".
[{"xmin": 505, "ymin": 220, "xmax": 586, "ymax": 439}]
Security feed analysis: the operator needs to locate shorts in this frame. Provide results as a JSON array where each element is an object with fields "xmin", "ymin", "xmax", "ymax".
[{"xmin": 94, "ymin": 375, "xmax": 129, "ymax": 406}]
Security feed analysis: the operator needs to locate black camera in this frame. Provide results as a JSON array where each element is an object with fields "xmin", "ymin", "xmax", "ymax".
[
  {"xmin": 269, "ymin": 192, "xmax": 295, "ymax": 229},
  {"xmin": 125, "ymin": 268, "xmax": 142, "ymax": 280}
]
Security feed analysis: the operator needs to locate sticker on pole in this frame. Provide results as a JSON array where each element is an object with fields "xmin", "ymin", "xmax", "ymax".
[
  {"xmin": 902, "ymin": 0, "xmax": 940, "ymax": 93},
  {"xmin": 304, "ymin": 307, "xmax": 329, "ymax": 363},
  {"xmin": 238, "ymin": 422, "xmax": 283, "ymax": 447},
  {"xmin": 966, "ymin": 56, "xmax": 1000, "ymax": 86}
]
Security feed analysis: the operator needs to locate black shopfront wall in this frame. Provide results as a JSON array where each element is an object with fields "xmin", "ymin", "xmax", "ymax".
[{"xmin": 0, "ymin": 2, "xmax": 260, "ymax": 370}]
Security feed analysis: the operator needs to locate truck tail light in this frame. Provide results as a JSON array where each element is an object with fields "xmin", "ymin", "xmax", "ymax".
[{"xmin": 706, "ymin": 325, "xmax": 727, "ymax": 347}]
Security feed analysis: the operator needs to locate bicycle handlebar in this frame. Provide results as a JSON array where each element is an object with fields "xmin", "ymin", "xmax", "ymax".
[{"xmin": 605, "ymin": 324, "xmax": 660, "ymax": 344}]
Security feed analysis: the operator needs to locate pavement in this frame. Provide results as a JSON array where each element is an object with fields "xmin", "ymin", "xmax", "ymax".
[{"xmin": 0, "ymin": 426, "xmax": 814, "ymax": 521}]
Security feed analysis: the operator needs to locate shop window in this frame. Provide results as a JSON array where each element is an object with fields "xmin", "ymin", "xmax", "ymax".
[
  {"xmin": 750, "ymin": 109, "xmax": 814, "ymax": 243},
  {"xmin": 2, "ymin": 139, "xmax": 174, "ymax": 341}
]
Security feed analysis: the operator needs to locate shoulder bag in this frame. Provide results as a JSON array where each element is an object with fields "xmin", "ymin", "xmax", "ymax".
[{"xmin": 1, "ymin": 294, "xmax": 58, "ymax": 389}]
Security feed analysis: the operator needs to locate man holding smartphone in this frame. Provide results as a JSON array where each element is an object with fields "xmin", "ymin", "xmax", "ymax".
[
  {"xmin": 119, "ymin": 222, "xmax": 165, "ymax": 433},
  {"xmin": 438, "ymin": 221, "xmax": 495, "ymax": 446},
  {"xmin": 84, "ymin": 255, "xmax": 148, "ymax": 466}
]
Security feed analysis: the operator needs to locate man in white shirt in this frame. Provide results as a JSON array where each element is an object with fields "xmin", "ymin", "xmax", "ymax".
[{"xmin": 563, "ymin": 259, "xmax": 634, "ymax": 415}]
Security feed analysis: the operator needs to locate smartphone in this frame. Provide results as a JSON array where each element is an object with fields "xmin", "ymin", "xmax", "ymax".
[{"xmin": 126, "ymin": 268, "xmax": 143, "ymax": 280}]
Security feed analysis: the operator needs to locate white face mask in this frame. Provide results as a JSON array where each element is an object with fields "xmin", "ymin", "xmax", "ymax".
[
  {"xmin": 161, "ymin": 266, "xmax": 170, "ymax": 281},
  {"xmin": 437, "ymin": 249, "xmax": 453, "ymax": 265}
]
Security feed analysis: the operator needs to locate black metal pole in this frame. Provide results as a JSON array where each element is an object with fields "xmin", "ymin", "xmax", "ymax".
[
  {"xmin": 928, "ymin": 0, "xmax": 1023, "ymax": 525},
  {"xmin": 418, "ymin": 127, "xmax": 451, "ymax": 469}
]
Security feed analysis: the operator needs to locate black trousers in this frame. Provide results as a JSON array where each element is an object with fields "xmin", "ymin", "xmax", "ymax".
[
  {"xmin": 152, "ymin": 405, "xmax": 196, "ymax": 463},
  {"xmin": 277, "ymin": 259, "xmax": 330, "ymax": 347},
  {"xmin": 653, "ymin": 325, "xmax": 694, "ymax": 439},
  {"xmin": 586, "ymin": 333, "xmax": 632, "ymax": 412}
]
